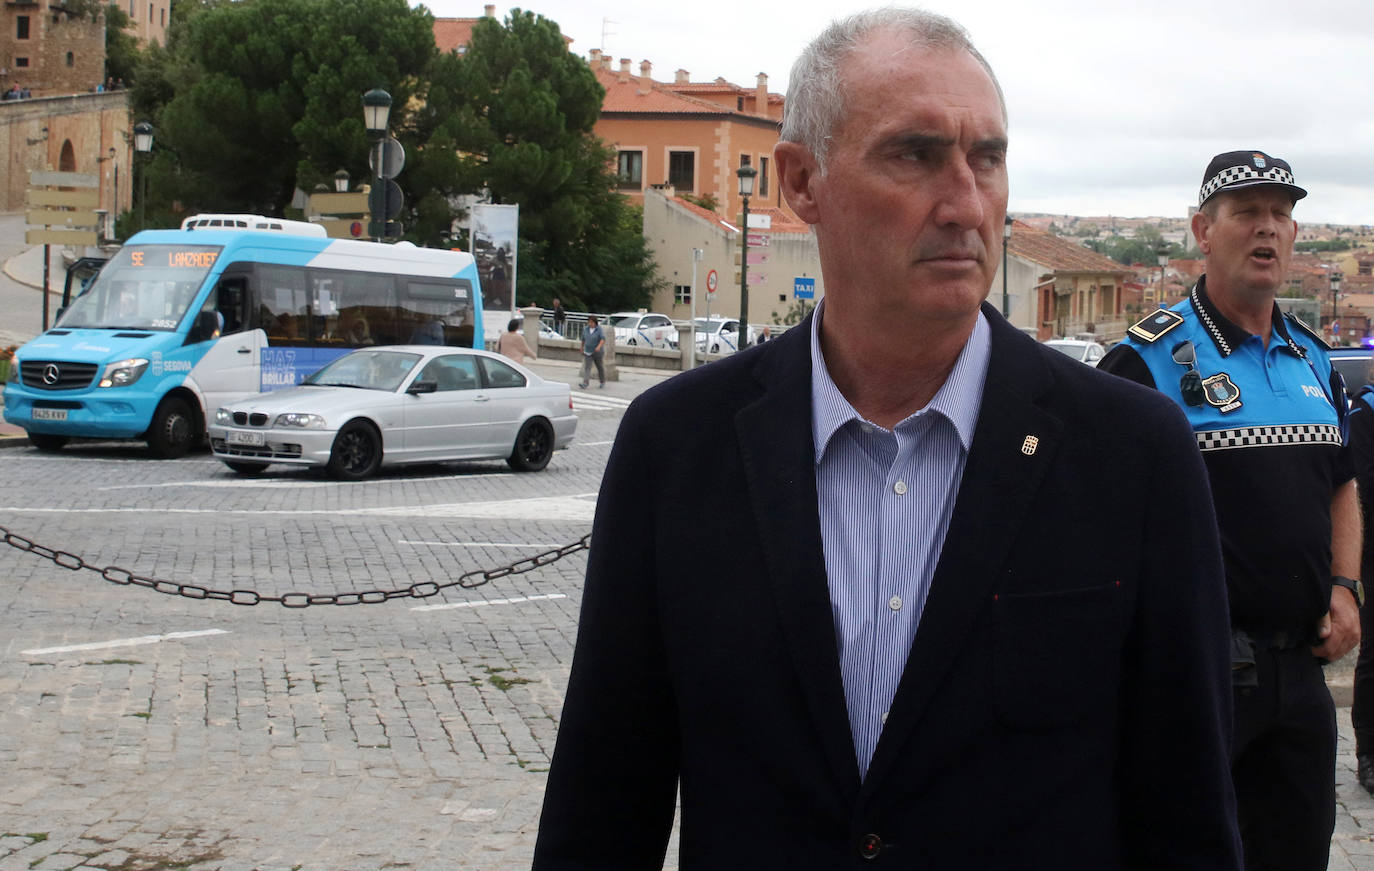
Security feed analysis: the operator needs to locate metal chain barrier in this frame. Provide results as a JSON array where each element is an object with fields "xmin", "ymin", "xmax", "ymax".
[{"xmin": 0, "ymin": 524, "xmax": 591, "ymax": 607}]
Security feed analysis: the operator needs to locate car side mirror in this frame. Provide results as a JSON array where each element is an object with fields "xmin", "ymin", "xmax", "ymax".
[{"xmin": 408, "ymin": 379, "xmax": 437, "ymax": 395}]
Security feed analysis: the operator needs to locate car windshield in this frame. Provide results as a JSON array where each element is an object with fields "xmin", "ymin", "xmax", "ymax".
[
  {"xmin": 1047, "ymin": 342, "xmax": 1087, "ymax": 361},
  {"xmin": 54, "ymin": 244, "xmax": 222, "ymax": 331},
  {"xmin": 694, "ymin": 319, "xmax": 725, "ymax": 334},
  {"xmin": 608, "ymin": 315, "xmax": 638, "ymax": 328},
  {"xmin": 1332, "ymin": 356, "xmax": 1373, "ymax": 390},
  {"xmin": 303, "ymin": 350, "xmax": 421, "ymax": 391}
]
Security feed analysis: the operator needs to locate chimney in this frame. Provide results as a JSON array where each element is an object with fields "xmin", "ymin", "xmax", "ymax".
[
  {"xmin": 638, "ymin": 60, "xmax": 653, "ymax": 94},
  {"xmin": 755, "ymin": 73, "xmax": 768, "ymax": 114},
  {"xmin": 618, "ymin": 58, "xmax": 631, "ymax": 83},
  {"xmin": 483, "ymin": 4, "xmax": 495, "ymax": 17},
  {"xmin": 589, "ymin": 48, "xmax": 602, "ymax": 67},
  {"xmin": 675, "ymin": 69, "xmax": 690, "ymax": 84},
  {"xmin": 602, "ymin": 54, "xmax": 612, "ymax": 71}
]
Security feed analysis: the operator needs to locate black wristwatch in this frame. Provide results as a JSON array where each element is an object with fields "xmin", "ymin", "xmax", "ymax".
[{"xmin": 1333, "ymin": 575, "xmax": 1366, "ymax": 608}]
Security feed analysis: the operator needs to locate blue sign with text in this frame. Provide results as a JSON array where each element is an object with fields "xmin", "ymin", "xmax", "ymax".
[{"xmin": 794, "ymin": 277, "xmax": 815, "ymax": 300}]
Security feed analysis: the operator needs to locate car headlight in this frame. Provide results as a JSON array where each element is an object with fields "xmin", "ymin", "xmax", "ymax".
[
  {"xmin": 214, "ymin": 407, "xmax": 233, "ymax": 425},
  {"xmin": 97, "ymin": 358, "xmax": 149, "ymax": 388},
  {"xmin": 5, "ymin": 359, "xmax": 16, "ymax": 383},
  {"xmin": 273, "ymin": 412, "xmax": 326, "ymax": 429}
]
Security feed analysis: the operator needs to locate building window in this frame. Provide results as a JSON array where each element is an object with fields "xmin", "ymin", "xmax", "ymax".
[
  {"xmin": 617, "ymin": 150, "xmax": 643, "ymax": 191},
  {"xmin": 739, "ymin": 154, "xmax": 751, "ymax": 169},
  {"xmin": 668, "ymin": 150, "xmax": 695, "ymax": 192},
  {"xmin": 674, "ymin": 284, "xmax": 692, "ymax": 305},
  {"xmin": 160, "ymin": 7, "xmax": 165, "ymax": 25},
  {"xmin": 736, "ymin": 96, "xmax": 743, "ymax": 111},
  {"xmin": 148, "ymin": 3, "xmax": 153, "ymax": 21},
  {"xmin": 759, "ymin": 156, "xmax": 769, "ymax": 198},
  {"xmin": 15, "ymin": 57, "xmax": 29, "ymax": 68},
  {"xmin": 66, "ymin": 52, "xmax": 74, "ymax": 67},
  {"xmin": 16, "ymin": 16, "xmax": 29, "ymax": 39}
]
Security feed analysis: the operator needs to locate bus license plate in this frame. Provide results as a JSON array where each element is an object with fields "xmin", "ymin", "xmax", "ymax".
[
  {"xmin": 32, "ymin": 408, "xmax": 67, "ymax": 421},
  {"xmin": 226, "ymin": 430, "xmax": 265, "ymax": 447}
]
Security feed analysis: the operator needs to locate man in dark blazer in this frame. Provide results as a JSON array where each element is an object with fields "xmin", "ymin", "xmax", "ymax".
[{"xmin": 534, "ymin": 9, "xmax": 1241, "ymax": 869}]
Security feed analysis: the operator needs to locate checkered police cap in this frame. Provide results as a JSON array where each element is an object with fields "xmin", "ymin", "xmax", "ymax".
[{"xmin": 1199, "ymin": 150, "xmax": 1308, "ymax": 207}]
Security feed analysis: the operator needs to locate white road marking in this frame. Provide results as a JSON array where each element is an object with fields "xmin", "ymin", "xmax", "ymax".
[
  {"xmin": 574, "ymin": 440, "xmax": 615, "ymax": 447},
  {"xmin": 21, "ymin": 628, "xmax": 229, "ymax": 656},
  {"xmin": 571, "ymin": 394, "xmax": 633, "ymax": 411},
  {"xmin": 412, "ymin": 593, "xmax": 566, "ymax": 612},
  {"xmin": 96, "ymin": 472, "xmax": 516, "ymax": 490},
  {"xmin": 398, "ymin": 540, "xmax": 565, "ymax": 549},
  {"xmin": 0, "ymin": 492, "xmax": 600, "ymax": 521}
]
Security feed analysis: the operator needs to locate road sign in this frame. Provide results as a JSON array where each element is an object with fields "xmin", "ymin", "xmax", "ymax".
[
  {"xmin": 747, "ymin": 233, "xmax": 771, "ymax": 247},
  {"xmin": 27, "ymin": 209, "xmax": 99, "ymax": 227},
  {"xmin": 26, "ymin": 189, "xmax": 100, "ymax": 208},
  {"xmin": 747, "ymin": 272, "xmax": 767, "ymax": 286},
  {"xmin": 368, "ymin": 179, "xmax": 404, "ymax": 221},
  {"xmin": 26, "ymin": 228, "xmax": 98, "ymax": 246},
  {"xmin": 706, "ymin": 269, "xmax": 718, "ymax": 294},
  {"xmin": 747, "ymin": 214, "xmax": 771, "ymax": 229},
  {"xmin": 746, "ymin": 250, "xmax": 770, "ymax": 266},
  {"xmin": 794, "ymin": 277, "xmax": 816, "ymax": 300},
  {"xmin": 369, "ymin": 137, "xmax": 406, "ymax": 180},
  {"xmin": 29, "ymin": 170, "xmax": 99, "ymax": 188}
]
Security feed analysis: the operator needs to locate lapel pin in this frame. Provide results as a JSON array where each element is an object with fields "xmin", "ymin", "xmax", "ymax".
[{"xmin": 1021, "ymin": 435, "xmax": 1039, "ymax": 456}]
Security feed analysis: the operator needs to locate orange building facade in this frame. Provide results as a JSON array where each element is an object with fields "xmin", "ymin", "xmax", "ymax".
[{"xmin": 588, "ymin": 50, "xmax": 794, "ymax": 224}]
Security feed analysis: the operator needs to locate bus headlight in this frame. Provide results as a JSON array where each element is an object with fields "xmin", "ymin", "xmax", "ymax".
[
  {"xmin": 273, "ymin": 412, "xmax": 326, "ymax": 429},
  {"xmin": 97, "ymin": 358, "xmax": 149, "ymax": 388}
]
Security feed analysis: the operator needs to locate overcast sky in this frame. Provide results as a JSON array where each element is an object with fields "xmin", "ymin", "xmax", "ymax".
[{"xmin": 423, "ymin": 0, "xmax": 1373, "ymax": 226}]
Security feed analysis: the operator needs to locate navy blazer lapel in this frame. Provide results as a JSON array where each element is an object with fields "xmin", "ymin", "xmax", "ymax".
[
  {"xmin": 862, "ymin": 308, "xmax": 1064, "ymax": 793},
  {"xmin": 736, "ymin": 314, "xmax": 863, "ymax": 801}
]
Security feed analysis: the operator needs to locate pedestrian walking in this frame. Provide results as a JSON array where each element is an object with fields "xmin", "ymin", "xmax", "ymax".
[
  {"xmin": 496, "ymin": 318, "xmax": 537, "ymax": 364},
  {"xmin": 1101, "ymin": 150, "xmax": 1357, "ymax": 871},
  {"xmin": 534, "ymin": 9, "xmax": 1240, "ymax": 869},
  {"xmin": 578, "ymin": 315, "xmax": 604, "ymax": 389}
]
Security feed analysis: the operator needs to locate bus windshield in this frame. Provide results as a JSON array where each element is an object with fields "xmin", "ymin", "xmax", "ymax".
[{"xmin": 55, "ymin": 244, "xmax": 222, "ymax": 331}]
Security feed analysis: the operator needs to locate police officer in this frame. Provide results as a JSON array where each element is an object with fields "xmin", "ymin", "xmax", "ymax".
[{"xmin": 1100, "ymin": 150, "xmax": 1361, "ymax": 871}]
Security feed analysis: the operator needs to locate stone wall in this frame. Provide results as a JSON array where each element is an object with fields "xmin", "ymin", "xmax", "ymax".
[{"xmin": 1, "ymin": 91, "xmax": 131, "ymax": 215}]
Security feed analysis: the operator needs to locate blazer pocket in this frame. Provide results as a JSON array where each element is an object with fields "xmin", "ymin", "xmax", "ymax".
[{"xmin": 992, "ymin": 581, "xmax": 1122, "ymax": 730}]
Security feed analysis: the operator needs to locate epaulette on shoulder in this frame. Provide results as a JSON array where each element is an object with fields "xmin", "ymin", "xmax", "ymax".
[
  {"xmin": 1126, "ymin": 308, "xmax": 1185, "ymax": 344},
  {"xmin": 1282, "ymin": 311, "xmax": 1331, "ymax": 350}
]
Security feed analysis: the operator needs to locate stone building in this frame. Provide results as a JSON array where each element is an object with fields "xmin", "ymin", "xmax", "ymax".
[{"xmin": 1, "ymin": 1, "xmax": 106, "ymax": 97}]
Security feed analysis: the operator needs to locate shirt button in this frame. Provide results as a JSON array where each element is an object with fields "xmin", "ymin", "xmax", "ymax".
[
  {"xmin": 888, "ymin": 595, "xmax": 902, "ymax": 611},
  {"xmin": 893, "ymin": 480, "xmax": 907, "ymax": 495}
]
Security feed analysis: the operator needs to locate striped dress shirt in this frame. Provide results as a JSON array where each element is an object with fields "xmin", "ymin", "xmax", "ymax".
[{"xmin": 810, "ymin": 304, "xmax": 990, "ymax": 777}]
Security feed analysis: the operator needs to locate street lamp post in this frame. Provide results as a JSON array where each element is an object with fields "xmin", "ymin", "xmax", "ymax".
[
  {"xmin": 362, "ymin": 88, "xmax": 392, "ymax": 242},
  {"xmin": 1156, "ymin": 241, "xmax": 1170, "ymax": 306},
  {"xmin": 133, "ymin": 120, "xmax": 153, "ymax": 231},
  {"xmin": 1331, "ymin": 270, "xmax": 1344, "ymax": 346},
  {"xmin": 1001, "ymin": 215, "xmax": 1012, "ymax": 318},
  {"xmin": 333, "ymin": 168, "xmax": 350, "ymax": 193},
  {"xmin": 736, "ymin": 164, "xmax": 757, "ymax": 350}
]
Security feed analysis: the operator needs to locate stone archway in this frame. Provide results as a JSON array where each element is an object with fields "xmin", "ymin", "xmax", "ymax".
[{"xmin": 59, "ymin": 139, "xmax": 76, "ymax": 172}]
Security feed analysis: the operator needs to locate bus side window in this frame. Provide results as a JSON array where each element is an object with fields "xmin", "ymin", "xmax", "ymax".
[{"xmin": 216, "ymin": 277, "xmax": 249, "ymax": 335}]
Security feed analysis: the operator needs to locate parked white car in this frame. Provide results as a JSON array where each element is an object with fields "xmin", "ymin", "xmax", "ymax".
[
  {"xmin": 1044, "ymin": 339, "xmax": 1106, "ymax": 367},
  {"xmin": 607, "ymin": 311, "xmax": 678, "ymax": 349},
  {"xmin": 209, "ymin": 346, "xmax": 577, "ymax": 480},
  {"xmin": 694, "ymin": 317, "xmax": 755, "ymax": 355}
]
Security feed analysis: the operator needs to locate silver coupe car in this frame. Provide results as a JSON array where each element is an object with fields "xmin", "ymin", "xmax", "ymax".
[{"xmin": 209, "ymin": 346, "xmax": 577, "ymax": 479}]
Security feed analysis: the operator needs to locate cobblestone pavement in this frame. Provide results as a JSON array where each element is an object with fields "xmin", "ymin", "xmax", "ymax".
[{"xmin": 0, "ymin": 395, "xmax": 686, "ymax": 870}]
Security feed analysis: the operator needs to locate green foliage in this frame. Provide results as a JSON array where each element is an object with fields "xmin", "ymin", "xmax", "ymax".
[
  {"xmin": 1297, "ymin": 239, "xmax": 1353, "ymax": 252},
  {"xmin": 137, "ymin": 0, "xmax": 434, "ymax": 217},
  {"xmin": 681, "ymin": 192, "xmax": 719, "ymax": 212},
  {"xmin": 129, "ymin": 0, "xmax": 660, "ymax": 310},
  {"xmin": 773, "ymin": 298, "xmax": 816, "ymax": 326},
  {"xmin": 1083, "ymin": 225, "xmax": 1185, "ymax": 267},
  {"xmin": 103, "ymin": 3, "xmax": 141, "ymax": 83},
  {"xmin": 417, "ymin": 9, "xmax": 660, "ymax": 310}
]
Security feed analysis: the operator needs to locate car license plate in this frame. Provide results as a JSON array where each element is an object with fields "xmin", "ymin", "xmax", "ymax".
[
  {"xmin": 32, "ymin": 408, "xmax": 67, "ymax": 421},
  {"xmin": 226, "ymin": 430, "xmax": 265, "ymax": 447}
]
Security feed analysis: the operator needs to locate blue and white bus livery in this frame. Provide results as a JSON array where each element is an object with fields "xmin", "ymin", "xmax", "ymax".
[{"xmin": 3, "ymin": 221, "xmax": 484, "ymax": 457}]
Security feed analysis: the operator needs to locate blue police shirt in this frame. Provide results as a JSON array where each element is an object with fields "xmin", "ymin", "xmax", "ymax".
[{"xmin": 1100, "ymin": 278, "xmax": 1352, "ymax": 633}]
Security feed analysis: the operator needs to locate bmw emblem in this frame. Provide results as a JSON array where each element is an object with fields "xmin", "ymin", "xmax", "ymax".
[{"xmin": 42, "ymin": 364, "xmax": 60, "ymax": 385}]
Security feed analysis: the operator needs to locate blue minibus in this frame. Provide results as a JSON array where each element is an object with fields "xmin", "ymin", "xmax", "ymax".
[{"xmin": 3, "ymin": 219, "xmax": 484, "ymax": 457}]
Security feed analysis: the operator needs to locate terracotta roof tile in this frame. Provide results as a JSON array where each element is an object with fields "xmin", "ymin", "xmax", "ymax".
[
  {"xmin": 433, "ymin": 18, "xmax": 477, "ymax": 54},
  {"xmin": 1007, "ymin": 221, "xmax": 1130, "ymax": 275}
]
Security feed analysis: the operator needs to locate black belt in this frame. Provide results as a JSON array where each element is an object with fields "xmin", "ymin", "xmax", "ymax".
[{"xmin": 1242, "ymin": 628, "xmax": 1312, "ymax": 651}]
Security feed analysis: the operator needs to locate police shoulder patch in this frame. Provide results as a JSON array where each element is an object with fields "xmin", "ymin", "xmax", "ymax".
[
  {"xmin": 1282, "ymin": 312, "xmax": 1331, "ymax": 350},
  {"xmin": 1127, "ymin": 308, "xmax": 1184, "ymax": 343}
]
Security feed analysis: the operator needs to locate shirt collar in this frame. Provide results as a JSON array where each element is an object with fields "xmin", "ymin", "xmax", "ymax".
[
  {"xmin": 1190, "ymin": 275, "xmax": 1303, "ymax": 358},
  {"xmin": 810, "ymin": 299, "xmax": 990, "ymax": 463}
]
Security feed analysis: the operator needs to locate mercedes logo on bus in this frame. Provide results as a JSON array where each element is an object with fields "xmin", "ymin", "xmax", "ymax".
[{"xmin": 42, "ymin": 364, "xmax": 60, "ymax": 385}]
